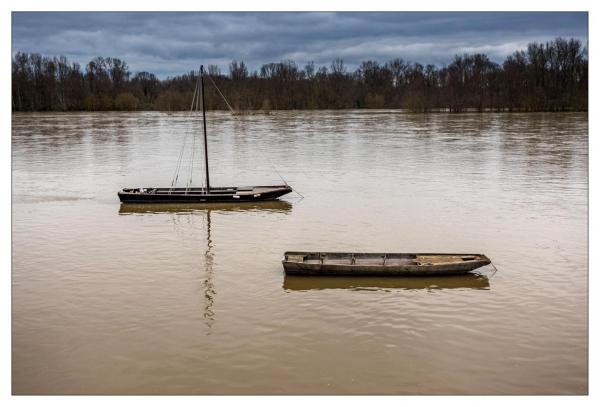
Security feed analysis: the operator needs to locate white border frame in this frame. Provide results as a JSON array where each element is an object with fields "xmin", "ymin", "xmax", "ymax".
[{"xmin": 2, "ymin": 1, "xmax": 595, "ymax": 406}]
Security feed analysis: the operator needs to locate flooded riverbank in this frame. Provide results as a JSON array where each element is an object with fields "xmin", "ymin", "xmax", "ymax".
[{"xmin": 12, "ymin": 111, "xmax": 587, "ymax": 394}]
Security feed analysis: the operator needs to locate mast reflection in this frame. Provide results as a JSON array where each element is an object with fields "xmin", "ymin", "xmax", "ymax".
[
  {"xmin": 202, "ymin": 210, "xmax": 215, "ymax": 330},
  {"xmin": 119, "ymin": 200, "xmax": 292, "ymax": 330},
  {"xmin": 118, "ymin": 200, "xmax": 293, "ymax": 215}
]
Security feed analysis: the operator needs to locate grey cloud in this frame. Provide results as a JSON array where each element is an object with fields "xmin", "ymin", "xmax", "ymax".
[{"xmin": 12, "ymin": 12, "xmax": 588, "ymax": 78}]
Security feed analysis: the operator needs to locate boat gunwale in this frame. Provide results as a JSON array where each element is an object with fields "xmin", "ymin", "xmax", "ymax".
[
  {"xmin": 120, "ymin": 185, "xmax": 290, "ymax": 193},
  {"xmin": 283, "ymin": 251, "xmax": 490, "ymax": 262}
]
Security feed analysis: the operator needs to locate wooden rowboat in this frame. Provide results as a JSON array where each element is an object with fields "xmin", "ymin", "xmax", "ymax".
[{"xmin": 282, "ymin": 252, "xmax": 491, "ymax": 276}]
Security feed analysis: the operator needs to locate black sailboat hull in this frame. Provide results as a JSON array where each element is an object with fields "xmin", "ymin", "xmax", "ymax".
[{"xmin": 118, "ymin": 185, "xmax": 293, "ymax": 203}]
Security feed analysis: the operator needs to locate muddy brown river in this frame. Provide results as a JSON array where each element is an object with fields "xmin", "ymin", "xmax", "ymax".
[{"xmin": 12, "ymin": 111, "xmax": 588, "ymax": 394}]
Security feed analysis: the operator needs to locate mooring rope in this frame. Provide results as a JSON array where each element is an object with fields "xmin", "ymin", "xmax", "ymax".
[{"xmin": 489, "ymin": 261, "xmax": 498, "ymax": 279}]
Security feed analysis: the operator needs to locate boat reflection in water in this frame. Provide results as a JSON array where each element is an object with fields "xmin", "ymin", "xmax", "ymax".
[
  {"xmin": 283, "ymin": 274, "xmax": 490, "ymax": 292},
  {"xmin": 119, "ymin": 200, "xmax": 292, "ymax": 331},
  {"xmin": 118, "ymin": 200, "xmax": 293, "ymax": 215}
]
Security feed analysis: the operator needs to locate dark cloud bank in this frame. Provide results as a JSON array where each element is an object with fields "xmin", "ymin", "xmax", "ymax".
[{"xmin": 12, "ymin": 12, "xmax": 588, "ymax": 78}]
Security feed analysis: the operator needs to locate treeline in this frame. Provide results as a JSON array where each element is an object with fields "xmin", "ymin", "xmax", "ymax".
[{"xmin": 12, "ymin": 37, "xmax": 587, "ymax": 112}]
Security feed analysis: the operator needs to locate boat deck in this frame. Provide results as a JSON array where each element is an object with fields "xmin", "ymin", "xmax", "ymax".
[
  {"xmin": 121, "ymin": 185, "xmax": 288, "ymax": 195},
  {"xmin": 293, "ymin": 253, "xmax": 479, "ymax": 266}
]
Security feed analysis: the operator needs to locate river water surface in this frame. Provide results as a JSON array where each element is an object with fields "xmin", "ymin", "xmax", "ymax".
[{"xmin": 12, "ymin": 111, "xmax": 588, "ymax": 394}]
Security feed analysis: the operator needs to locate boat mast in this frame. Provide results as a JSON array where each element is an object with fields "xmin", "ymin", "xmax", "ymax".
[{"xmin": 200, "ymin": 65, "xmax": 210, "ymax": 192}]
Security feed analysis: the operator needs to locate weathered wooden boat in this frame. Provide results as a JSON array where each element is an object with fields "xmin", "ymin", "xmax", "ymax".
[
  {"xmin": 118, "ymin": 65, "xmax": 293, "ymax": 204},
  {"xmin": 282, "ymin": 252, "xmax": 491, "ymax": 276}
]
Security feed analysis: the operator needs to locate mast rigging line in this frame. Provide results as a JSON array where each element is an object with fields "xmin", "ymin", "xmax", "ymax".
[
  {"xmin": 171, "ymin": 66, "xmax": 302, "ymax": 198},
  {"xmin": 186, "ymin": 70, "xmax": 203, "ymax": 192},
  {"xmin": 204, "ymin": 74, "xmax": 302, "ymax": 197},
  {"xmin": 170, "ymin": 74, "xmax": 202, "ymax": 192},
  {"xmin": 200, "ymin": 66, "xmax": 211, "ymax": 192}
]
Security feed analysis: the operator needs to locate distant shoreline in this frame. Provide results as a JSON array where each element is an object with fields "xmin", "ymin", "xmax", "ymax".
[
  {"xmin": 13, "ymin": 38, "xmax": 588, "ymax": 114},
  {"xmin": 11, "ymin": 108, "xmax": 589, "ymax": 114}
]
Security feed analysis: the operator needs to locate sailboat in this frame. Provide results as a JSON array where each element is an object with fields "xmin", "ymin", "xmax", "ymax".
[{"xmin": 118, "ymin": 65, "xmax": 293, "ymax": 203}]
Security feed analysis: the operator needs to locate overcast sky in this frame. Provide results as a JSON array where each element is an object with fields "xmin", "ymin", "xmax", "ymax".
[{"xmin": 12, "ymin": 12, "xmax": 588, "ymax": 78}]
